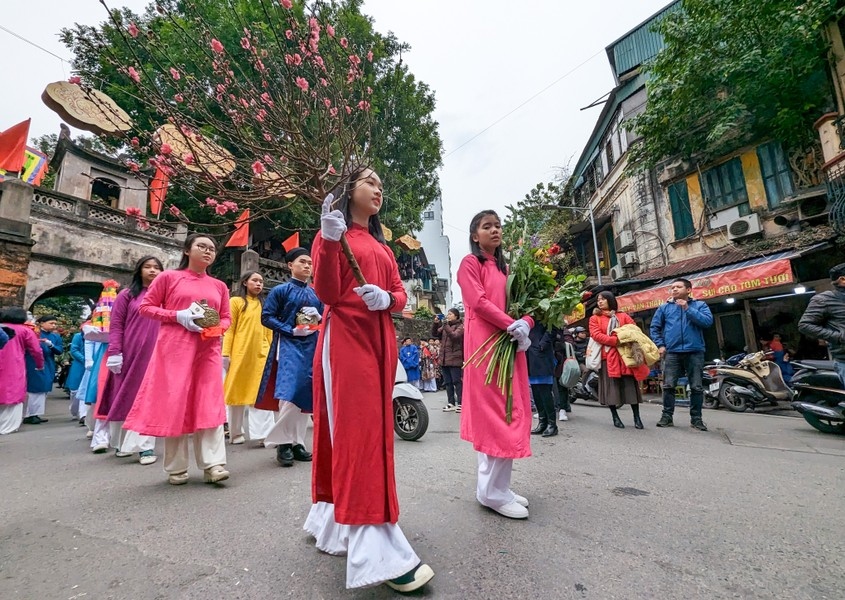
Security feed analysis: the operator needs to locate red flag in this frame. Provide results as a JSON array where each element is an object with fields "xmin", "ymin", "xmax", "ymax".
[
  {"xmin": 149, "ymin": 167, "xmax": 169, "ymax": 217},
  {"xmin": 0, "ymin": 119, "xmax": 31, "ymax": 173},
  {"xmin": 226, "ymin": 209, "xmax": 250, "ymax": 248},
  {"xmin": 282, "ymin": 232, "xmax": 300, "ymax": 252}
]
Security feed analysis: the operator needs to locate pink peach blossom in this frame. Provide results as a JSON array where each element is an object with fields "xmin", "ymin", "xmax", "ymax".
[
  {"xmin": 211, "ymin": 38, "xmax": 225, "ymax": 53},
  {"xmin": 260, "ymin": 92, "xmax": 274, "ymax": 107},
  {"xmin": 280, "ymin": 0, "xmax": 293, "ymax": 8},
  {"xmin": 339, "ymin": 37, "xmax": 348, "ymax": 48},
  {"xmin": 223, "ymin": 201, "xmax": 239, "ymax": 211},
  {"xmin": 357, "ymin": 100, "xmax": 371, "ymax": 111},
  {"xmin": 326, "ymin": 25, "xmax": 335, "ymax": 37},
  {"xmin": 240, "ymin": 37, "xmax": 251, "ymax": 50},
  {"xmin": 68, "ymin": 76, "xmax": 81, "ymax": 85},
  {"xmin": 130, "ymin": 137, "xmax": 139, "ymax": 147},
  {"xmin": 126, "ymin": 160, "xmax": 140, "ymax": 172},
  {"xmin": 349, "ymin": 54, "xmax": 361, "ymax": 66},
  {"xmin": 320, "ymin": 78, "xmax": 328, "ymax": 87},
  {"xmin": 128, "ymin": 23, "xmax": 139, "ymax": 38},
  {"xmin": 160, "ymin": 143, "xmax": 173, "ymax": 155},
  {"xmin": 329, "ymin": 107, "xmax": 339, "ymax": 118},
  {"xmin": 174, "ymin": 93, "xmax": 184, "ymax": 103},
  {"xmin": 205, "ymin": 197, "xmax": 219, "ymax": 207},
  {"xmin": 126, "ymin": 207, "xmax": 142, "ymax": 216},
  {"xmin": 127, "ymin": 67, "xmax": 140, "ymax": 83},
  {"xmin": 215, "ymin": 204, "xmax": 229, "ymax": 215},
  {"xmin": 285, "ymin": 29, "xmax": 293, "ymax": 39},
  {"xmin": 263, "ymin": 133, "xmax": 273, "ymax": 142},
  {"xmin": 263, "ymin": 154, "xmax": 273, "ymax": 164},
  {"xmin": 367, "ymin": 50, "xmax": 374, "ymax": 62},
  {"xmin": 323, "ymin": 98, "xmax": 332, "ymax": 108},
  {"xmin": 344, "ymin": 105, "xmax": 352, "ymax": 115},
  {"xmin": 169, "ymin": 205, "xmax": 182, "ymax": 217},
  {"xmin": 251, "ymin": 160, "xmax": 266, "ymax": 175},
  {"xmin": 183, "ymin": 154, "xmax": 194, "ymax": 165},
  {"xmin": 170, "ymin": 67, "xmax": 181, "ymax": 80},
  {"xmin": 137, "ymin": 217, "xmax": 150, "ymax": 231},
  {"xmin": 295, "ymin": 77, "xmax": 309, "ymax": 92}
]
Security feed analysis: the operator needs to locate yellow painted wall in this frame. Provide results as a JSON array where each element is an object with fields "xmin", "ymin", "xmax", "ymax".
[
  {"xmin": 740, "ymin": 150, "xmax": 767, "ymax": 210},
  {"xmin": 685, "ymin": 173, "xmax": 705, "ymax": 229}
]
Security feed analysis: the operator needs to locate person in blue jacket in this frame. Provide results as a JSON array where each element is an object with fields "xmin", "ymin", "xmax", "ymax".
[
  {"xmin": 65, "ymin": 331, "xmax": 86, "ymax": 418},
  {"xmin": 0, "ymin": 326, "xmax": 10, "ymax": 350},
  {"xmin": 649, "ymin": 278, "xmax": 714, "ymax": 431},
  {"xmin": 24, "ymin": 314, "xmax": 64, "ymax": 424},
  {"xmin": 399, "ymin": 337, "xmax": 421, "ymax": 388}
]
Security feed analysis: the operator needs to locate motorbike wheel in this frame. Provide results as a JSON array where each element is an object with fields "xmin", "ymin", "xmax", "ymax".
[
  {"xmin": 718, "ymin": 382, "xmax": 748, "ymax": 412},
  {"xmin": 703, "ymin": 395, "xmax": 719, "ymax": 410},
  {"xmin": 394, "ymin": 398, "xmax": 429, "ymax": 441},
  {"xmin": 797, "ymin": 394, "xmax": 845, "ymax": 435}
]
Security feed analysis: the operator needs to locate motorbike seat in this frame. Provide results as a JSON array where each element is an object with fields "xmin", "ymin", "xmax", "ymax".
[
  {"xmin": 760, "ymin": 364, "xmax": 792, "ymax": 400},
  {"xmin": 792, "ymin": 359, "xmax": 836, "ymax": 371}
]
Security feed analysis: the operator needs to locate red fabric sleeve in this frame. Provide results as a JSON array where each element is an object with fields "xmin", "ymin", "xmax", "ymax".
[
  {"xmin": 312, "ymin": 233, "xmax": 344, "ymax": 306},
  {"xmin": 386, "ymin": 248, "xmax": 407, "ymax": 310},
  {"xmin": 457, "ymin": 255, "xmax": 514, "ymax": 331},
  {"xmin": 589, "ymin": 315, "xmax": 617, "ymax": 346}
]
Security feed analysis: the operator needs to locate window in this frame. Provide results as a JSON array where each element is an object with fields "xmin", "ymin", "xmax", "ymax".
[
  {"xmin": 668, "ymin": 181, "xmax": 695, "ymax": 240},
  {"xmin": 422, "ymin": 210, "xmax": 435, "ymax": 221},
  {"xmin": 90, "ymin": 177, "xmax": 121, "ymax": 208},
  {"xmin": 602, "ymin": 226, "xmax": 617, "ymax": 271},
  {"xmin": 756, "ymin": 142, "xmax": 794, "ymax": 208},
  {"xmin": 700, "ymin": 158, "xmax": 749, "ymax": 212}
]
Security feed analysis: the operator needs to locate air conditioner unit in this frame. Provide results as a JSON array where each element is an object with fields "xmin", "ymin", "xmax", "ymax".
[
  {"xmin": 614, "ymin": 230, "xmax": 635, "ymax": 252},
  {"xmin": 609, "ymin": 264, "xmax": 624, "ymax": 280},
  {"xmin": 620, "ymin": 251, "xmax": 639, "ymax": 268},
  {"xmin": 797, "ymin": 196, "xmax": 831, "ymax": 221},
  {"xmin": 727, "ymin": 214, "xmax": 763, "ymax": 240}
]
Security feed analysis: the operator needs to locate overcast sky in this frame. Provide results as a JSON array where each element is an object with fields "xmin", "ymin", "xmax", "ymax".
[{"xmin": 2, "ymin": 0, "xmax": 670, "ymax": 301}]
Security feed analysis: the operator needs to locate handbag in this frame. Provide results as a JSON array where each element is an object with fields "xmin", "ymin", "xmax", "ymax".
[
  {"xmin": 585, "ymin": 337, "xmax": 602, "ymax": 371},
  {"xmin": 559, "ymin": 342, "xmax": 581, "ymax": 388}
]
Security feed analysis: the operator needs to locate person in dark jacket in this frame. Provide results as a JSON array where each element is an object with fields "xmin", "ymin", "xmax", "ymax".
[
  {"xmin": 572, "ymin": 327, "xmax": 589, "ymax": 364},
  {"xmin": 432, "ymin": 308, "xmax": 464, "ymax": 412},
  {"xmin": 527, "ymin": 322, "xmax": 558, "ymax": 437},
  {"xmin": 650, "ymin": 278, "xmax": 714, "ymax": 431},
  {"xmin": 552, "ymin": 327, "xmax": 572, "ymax": 421},
  {"xmin": 798, "ymin": 262, "xmax": 845, "ymax": 386}
]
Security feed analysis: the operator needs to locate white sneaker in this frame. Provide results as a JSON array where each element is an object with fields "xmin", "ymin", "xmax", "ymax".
[
  {"xmin": 510, "ymin": 492, "xmax": 529, "ymax": 508},
  {"xmin": 231, "ymin": 435, "xmax": 245, "ymax": 445},
  {"xmin": 85, "ymin": 430, "xmax": 94, "ymax": 439},
  {"xmin": 559, "ymin": 410, "xmax": 569, "ymax": 421},
  {"xmin": 91, "ymin": 443, "xmax": 108, "ymax": 454},
  {"xmin": 115, "ymin": 450, "xmax": 133, "ymax": 458},
  {"xmin": 489, "ymin": 501, "xmax": 529, "ymax": 519}
]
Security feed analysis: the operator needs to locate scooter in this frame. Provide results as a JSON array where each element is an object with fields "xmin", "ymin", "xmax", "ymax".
[
  {"xmin": 394, "ymin": 363, "xmax": 429, "ymax": 441},
  {"xmin": 714, "ymin": 351, "xmax": 793, "ymax": 412},
  {"xmin": 569, "ymin": 369, "xmax": 599, "ymax": 403},
  {"xmin": 703, "ymin": 353, "xmax": 748, "ymax": 409},
  {"xmin": 790, "ymin": 360, "xmax": 845, "ymax": 435}
]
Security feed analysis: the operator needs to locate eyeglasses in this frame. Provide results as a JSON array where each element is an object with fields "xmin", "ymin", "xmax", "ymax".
[{"xmin": 194, "ymin": 244, "xmax": 217, "ymax": 254}]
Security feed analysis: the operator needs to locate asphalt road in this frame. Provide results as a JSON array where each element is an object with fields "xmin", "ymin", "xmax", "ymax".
[{"xmin": 1, "ymin": 392, "xmax": 843, "ymax": 600}]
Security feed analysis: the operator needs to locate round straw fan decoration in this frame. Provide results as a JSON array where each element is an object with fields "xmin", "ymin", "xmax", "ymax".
[
  {"xmin": 42, "ymin": 81, "xmax": 132, "ymax": 136},
  {"xmin": 155, "ymin": 124, "xmax": 236, "ymax": 178}
]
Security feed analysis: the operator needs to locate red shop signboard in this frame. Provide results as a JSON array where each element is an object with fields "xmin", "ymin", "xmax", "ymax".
[{"xmin": 617, "ymin": 259, "xmax": 794, "ymax": 314}]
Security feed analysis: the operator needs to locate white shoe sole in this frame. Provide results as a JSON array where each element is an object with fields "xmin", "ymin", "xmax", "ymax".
[
  {"xmin": 168, "ymin": 472, "xmax": 189, "ymax": 485},
  {"xmin": 92, "ymin": 444, "xmax": 108, "ymax": 454},
  {"xmin": 139, "ymin": 455, "xmax": 157, "ymax": 465},
  {"xmin": 231, "ymin": 436, "xmax": 245, "ymax": 445},
  {"xmin": 204, "ymin": 468, "xmax": 230, "ymax": 483},
  {"xmin": 488, "ymin": 501, "xmax": 529, "ymax": 519},
  {"xmin": 511, "ymin": 492, "xmax": 529, "ymax": 508},
  {"xmin": 385, "ymin": 564, "xmax": 435, "ymax": 592}
]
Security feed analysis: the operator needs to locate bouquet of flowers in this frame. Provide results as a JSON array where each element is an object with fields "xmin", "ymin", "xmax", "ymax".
[{"xmin": 465, "ymin": 243, "xmax": 585, "ymax": 423}]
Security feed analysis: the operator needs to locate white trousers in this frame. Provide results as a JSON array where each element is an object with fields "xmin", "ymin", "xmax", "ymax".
[
  {"xmin": 163, "ymin": 426, "xmax": 226, "ymax": 474},
  {"xmin": 91, "ymin": 419, "xmax": 110, "ymax": 448},
  {"xmin": 0, "ymin": 403, "xmax": 24, "ymax": 435},
  {"xmin": 69, "ymin": 394, "xmax": 81, "ymax": 418},
  {"xmin": 476, "ymin": 452, "xmax": 516, "ymax": 508},
  {"xmin": 108, "ymin": 421, "xmax": 155, "ymax": 453},
  {"xmin": 265, "ymin": 400, "xmax": 309, "ymax": 447},
  {"xmin": 303, "ymin": 321, "xmax": 419, "ymax": 589},
  {"xmin": 422, "ymin": 378, "xmax": 437, "ymax": 392},
  {"xmin": 227, "ymin": 405, "xmax": 277, "ymax": 441},
  {"xmin": 24, "ymin": 392, "xmax": 46, "ymax": 417}
]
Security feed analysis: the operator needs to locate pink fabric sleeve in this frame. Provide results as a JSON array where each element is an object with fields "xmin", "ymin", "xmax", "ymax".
[
  {"xmin": 312, "ymin": 233, "xmax": 344, "ymax": 306},
  {"xmin": 23, "ymin": 328, "xmax": 45, "ymax": 369},
  {"xmin": 457, "ymin": 255, "xmax": 514, "ymax": 331},
  {"xmin": 107, "ymin": 290, "xmax": 129, "ymax": 356},
  {"xmin": 138, "ymin": 271, "xmax": 178, "ymax": 322},
  {"xmin": 217, "ymin": 281, "xmax": 231, "ymax": 331}
]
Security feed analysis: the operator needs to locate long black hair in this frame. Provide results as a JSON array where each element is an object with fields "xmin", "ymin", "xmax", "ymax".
[
  {"xmin": 237, "ymin": 271, "xmax": 264, "ymax": 306},
  {"xmin": 178, "ymin": 233, "xmax": 217, "ymax": 270},
  {"xmin": 129, "ymin": 255, "xmax": 164, "ymax": 298},
  {"xmin": 469, "ymin": 210, "xmax": 507, "ymax": 274},
  {"xmin": 596, "ymin": 290, "xmax": 618, "ymax": 312},
  {"xmin": 329, "ymin": 165, "xmax": 387, "ymax": 244}
]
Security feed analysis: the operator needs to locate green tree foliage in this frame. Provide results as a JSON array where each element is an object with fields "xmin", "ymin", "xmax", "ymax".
[
  {"xmin": 630, "ymin": 0, "xmax": 845, "ymax": 168},
  {"xmin": 413, "ymin": 305, "xmax": 434, "ymax": 320},
  {"xmin": 59, "ymin": 0, "xmax": 441, "ymax": 240}
]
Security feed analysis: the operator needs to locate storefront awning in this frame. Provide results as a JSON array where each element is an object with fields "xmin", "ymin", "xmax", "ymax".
[{"xmin": 616, "ymin": 247, "xmax": 822, "ymax": 314}]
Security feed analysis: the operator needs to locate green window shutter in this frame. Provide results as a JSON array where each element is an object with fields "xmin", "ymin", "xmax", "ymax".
[
  {"xmin": 701, "ymin": 157, "xmax": 749, "ymax": 212},
  {"xmin": 757, "ymin": 142, "xmax": 794, "ymax": 208},
  {"xmin": 604, "ymin": 227, "xmax": 617, "ymax": 267},
  {"xmin": 668, "ymin": 181, "xmax": 695, "ymax": 240}
]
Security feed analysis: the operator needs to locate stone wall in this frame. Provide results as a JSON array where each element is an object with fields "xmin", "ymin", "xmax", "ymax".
[{"xmin": 0, "ymin": 180, "xmax": 34, "ymax": 307}]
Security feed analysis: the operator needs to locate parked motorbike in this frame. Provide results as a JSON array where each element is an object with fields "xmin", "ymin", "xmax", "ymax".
[
  {"xmin": 570, "ymin": 369, "xmax": 599, "ymax": 403},
  {"xmin": 394, "ymin": 363, "xmax": 429, "ymax": 441},
  {"xmin": 790, "ymin": 360, "xmax": 845, "ymax": 435},
  {"xmin": 703, "ymin": 353, "xmax": 746, "ymax": 409},
  {"xmin": 714, "ymin": 351, "xmax": 793, "ymax": 412}
]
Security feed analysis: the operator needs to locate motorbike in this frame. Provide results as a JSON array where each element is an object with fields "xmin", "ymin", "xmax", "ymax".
[
  {"xmin": 394, "ymin": 363, "xmax": 429, "ymax": 441},
  {"xmin": 713, "ymin": 351, "xmax": 793, "ymax": 412},
  {"xmin": 569, "ymin": 369, "xmax": 599, "ymax": 403},
  {"xmin": 703, "ymin": 353, "xmax": 746, "ymax": 409},
  {"xmin": 790, "ymin": 360, "xmax": 845, "ymax": 435}
]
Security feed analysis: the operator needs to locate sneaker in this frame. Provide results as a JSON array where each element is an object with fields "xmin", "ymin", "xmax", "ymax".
[
  {"xmin": 139, "ymin": 450, "xmax": 157, "ymax": 465},
  {"xmin": 168, "ymin": 471, "xmax": 189, "ymax": 485},
  {"xmin": 489, "ymin": 500, "xmax": 529, "ymax": 519},
  {"xmin": 92, "ymin": 443, "xmax": 109, "ymax": 454},
  {"xmin": 115, "ymin": 449, "xmax": 133, "ymax": 458},
  {"xmin": 231, "ymin": 435, "xmax": 245, "ymax": 445},
  {"xmin": 204, "ymin": 465, "xmax": 230, "ymax": 483},
  {"xmin": 559, "ymin": 410, "xmax": 569, "ymax": 422},
  {"xmin": 656, "ymin": 415, "xmax": 674, "ymax": 428},
  {"xmin": 511, "ymin": 492, "xmax": 529, "ymax": 508},
  {"xmin": 455, "ymin": 404, "xmax": 462, "ymax": 413},
  {"xmin": 691, "ymin": 419, "xmax": 708, "ymax": 432},
  {"xmin": 442, "ymin": 404, "xmax": 455, "ymax": 412},
  {"xmin": 85, "ymin": 430, "xmax": 94, "ymax": 439},
  {"xmin": 386, "ymin": 563, "xmax": 435, "ymax": 593}
]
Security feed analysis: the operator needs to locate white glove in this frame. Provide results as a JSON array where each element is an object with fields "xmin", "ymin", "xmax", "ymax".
[
  {"xmin": 43, "ymin": 339, "xmax": 53, "ymax": 348},
  {"xmin": 507, "ymin": 319, "xmax": 530, "ymax": 343},
  {"xmin": 84, "ymin": 360, "xmax": 94, "ymax": 370},
  {"xmin": 517, "ymin": 337, "xmax": 531, "ymax": 352},
  {"xmin": 293, "ymin": 327, "xmax": 317, "ymax": 337},
  {"xmin": 301, "ymin": 306, "xmax": 322, "ymax": 322},
  {"xmin": 176, "ymin": 308, "xmax": 204, "ymax": 332},
  {"xmin": 222, "ymin": 356, "xmax": 231, "ymax": 370},
  {"xmin": 353, "ymin": 284, "xmax": 391, "ymax": 311},
  {"xmin": 320, "ymin": 193, "xmax": 347, "ymax": 242},
  {"xmin": 106, "ymin": 354, "xmax": 123, "ymax": 374}
]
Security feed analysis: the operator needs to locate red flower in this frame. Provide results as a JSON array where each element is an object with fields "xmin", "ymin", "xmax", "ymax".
[
  {"xmin": 251, "ymin": 161, "xmax": 266, "ymax": 176},
  {"xmin": 214, "ymin": 204, "xmax": 229, "ymax": 215},
  {"xmin": 548, "ymin": 244, "xmax": 561, "ymax": 256},
  {"xmin": 126, "ymin": 207, "xmax": 142, "ymax": 216},
  {"xmin": 68, "ymin": 76, "xmax": 81, "ymax": 85},
  {"xmin": 210, "ymin": 39, "xmax": 225, "ymax": 54},
  {"xmin": 160, "ymin": 143, "xmax": 173, "ymax": 155},
  {"xmin": 339, "ymin": 37, "xmax": 348, "ymax": 48},
  {"xmin": 130, "ymin": 137, "xmax": 139, "ymax": 147},
  {"xmin": 128, "ymin": 23, "xmax": 139, "ymax": 38},
  {"xmin": 169, "ymin": 205, "xmax": 182, "ymax": 217}
]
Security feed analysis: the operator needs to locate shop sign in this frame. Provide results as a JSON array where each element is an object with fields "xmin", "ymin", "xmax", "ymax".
[{"xmin": 617, "ymin": 259, "xmax": 794, "ymax": 314}]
